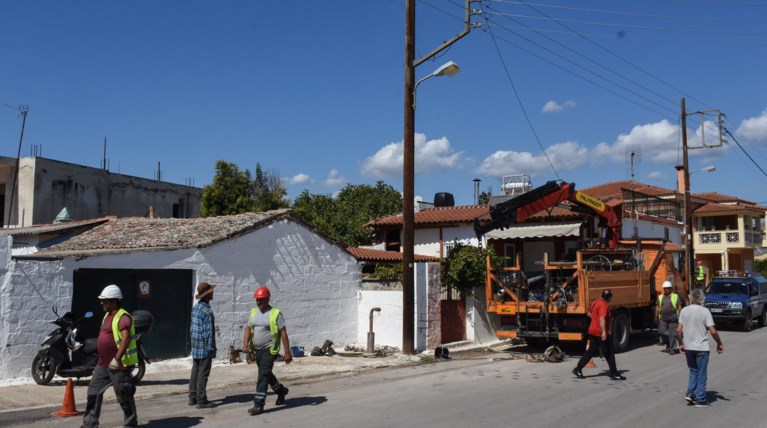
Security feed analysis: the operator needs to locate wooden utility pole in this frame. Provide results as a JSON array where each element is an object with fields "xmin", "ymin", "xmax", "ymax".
[{"xmin": 681, "ymin": 98, "xmax": 694, "ymax": 293}]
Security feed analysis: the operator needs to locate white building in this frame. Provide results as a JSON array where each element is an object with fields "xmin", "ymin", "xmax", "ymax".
[{"xmin": 0, "ymin": 210, "xmax": 360, "ymax": 382}]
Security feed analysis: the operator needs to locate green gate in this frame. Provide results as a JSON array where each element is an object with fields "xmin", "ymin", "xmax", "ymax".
[{"xmin": 72, "ymin": 269, "xmax": 193, "ymax": 359}]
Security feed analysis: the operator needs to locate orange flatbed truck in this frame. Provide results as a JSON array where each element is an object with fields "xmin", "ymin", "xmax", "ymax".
[{"xmin": 475, "ymin": 180, "xmax": 688, "ymax": 352}]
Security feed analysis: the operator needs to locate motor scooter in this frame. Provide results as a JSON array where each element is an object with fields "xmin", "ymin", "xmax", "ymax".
[{"xmin": 31, "ymin": 307, "xmax": 152, "ymax": 385}]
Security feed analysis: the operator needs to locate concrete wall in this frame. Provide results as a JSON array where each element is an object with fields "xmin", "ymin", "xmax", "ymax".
[
  {"xmin": 4, "ymin": 157, "xmax": 201, "ymax": 227},
  {"xmin": 0, "ymin": 219, "xmax": 360, "ymax": 382}
]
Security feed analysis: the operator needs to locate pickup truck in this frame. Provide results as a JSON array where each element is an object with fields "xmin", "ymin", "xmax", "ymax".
[{"xmin": 704, "ymin": 271, "xmax": 767, "ymax": 332}]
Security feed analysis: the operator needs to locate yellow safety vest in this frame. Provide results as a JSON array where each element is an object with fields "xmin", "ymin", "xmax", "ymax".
[
  {"xmin": 696, "ymin": 265, "xmax": 705, "ymax": 281},
  {"xmin": 249, "ymin": 307, "xmax": 282, "ymax": 355},
  {"xmin": 658, "ymin": 293, "xmax": 681, "ymax": 319},
  {"xmin": 104, "ymin": 308, "xmax": 138, "ymax": 367}
]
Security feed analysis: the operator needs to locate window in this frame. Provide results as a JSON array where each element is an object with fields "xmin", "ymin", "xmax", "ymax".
[
  {"xmin": 504, "ymin": 243, "xmax": 516, "ymax": 267},
  {"xmin": 443, "ymin": 241, "xmax": 455, "ymax": 258}
]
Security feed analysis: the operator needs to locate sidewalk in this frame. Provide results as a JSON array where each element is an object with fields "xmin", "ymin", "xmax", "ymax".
[{"xmin": 0, "ymin": 341, "xmax": 509, "ymax": 425}]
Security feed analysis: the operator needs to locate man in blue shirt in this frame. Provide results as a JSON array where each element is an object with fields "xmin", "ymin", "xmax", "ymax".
[{"xmin": 189, "ymin": 282, "xmax": 217, "ymax": 409}]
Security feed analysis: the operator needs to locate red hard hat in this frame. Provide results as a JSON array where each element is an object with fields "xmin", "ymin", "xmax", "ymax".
[{"xmin": 254, "ymin": 286, "xmax": 271, "ymax": 299}]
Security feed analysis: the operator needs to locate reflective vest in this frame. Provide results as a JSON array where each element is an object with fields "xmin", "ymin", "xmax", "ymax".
[
  {"xmin": 696, "ymin": 265, "xmax": 705, "ymax": 281},
  {"xmin": 658, "ymin": 293, "xmax": 681, "ymax": 319},
  {"xmin": 104, "ymin": 308, "xmax": 138, "ymax": 367},
  {"xmin": 249, "ymin": 307, "xmax": 282, "ymax": 355}
]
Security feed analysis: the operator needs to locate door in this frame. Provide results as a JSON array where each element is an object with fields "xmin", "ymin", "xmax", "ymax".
[
  {"xmin": 72, "ymin": 269, "xmax": 193, "ymax": 359},
  {"xmin": 440, "ymin": 299, "xmax": 466, "ymax": 344}
]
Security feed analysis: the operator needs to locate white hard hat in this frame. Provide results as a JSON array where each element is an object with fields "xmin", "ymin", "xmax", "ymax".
[
  {"xmin": 98, "ymin": 284, "xmax": 123, "ymax": 300},
  {"xmin": 662, "ymin": 281, "xmax": 673, "ymax": 289}
]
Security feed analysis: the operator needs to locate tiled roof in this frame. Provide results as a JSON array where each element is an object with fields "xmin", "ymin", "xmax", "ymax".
[
  {"xmin": 694, "ymin": 202, "xmax": 766, "ymax": 214},
  {"xmin": 346, "ymin": 247, "xmax": 439, "ymax": 262},
  {"xmin": 693, "ymin": 192, "xmax": 756, "ymax": 206},
  {"xmin": 366, "ymin": 205, "xmax": 489, "ymax": 227},
  {"xmin": 579, "ymin": 180, "xmax": 676, "ymax": 200},
  {"xmin": 0, "ymin": 217, "xmax": 111, "ymax": 236},
  {"xmin": 34, "ymin": 209, "xmax": 294, "ymax": 257}
]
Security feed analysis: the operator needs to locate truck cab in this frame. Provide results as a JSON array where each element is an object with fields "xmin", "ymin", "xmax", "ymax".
[{"xmin": 704, "ymin": 271, "xmax": 767, "ymax": 332}]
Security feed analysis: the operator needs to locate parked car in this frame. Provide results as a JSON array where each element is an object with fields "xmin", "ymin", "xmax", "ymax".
[{"xmin": 704, "ymin": 271, "xmax": 767, "ymax": 331}]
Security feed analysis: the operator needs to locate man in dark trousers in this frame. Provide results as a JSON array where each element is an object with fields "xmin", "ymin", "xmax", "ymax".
[
  {"xmin": 82, "ymin": 284, "xmax": 138, "ymax": 428},
  {"xmin": 242, "ymin": 286, "xmax": 292, "ymax": 416},
  {"xmin": 658, "ymin": 280, "xmax": 683, "ymax": 355},
  {"xmin": 572, "ymin": 289, "xmax": 626, "ymax": 381},
  {"xmin": 189, "ymin": 282, "xmax": 217, "ymax": 408}
]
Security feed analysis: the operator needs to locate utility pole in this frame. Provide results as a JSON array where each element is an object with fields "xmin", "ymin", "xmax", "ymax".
[
  {"xmin": 402, "ymin": 0, "xmax": 475, "ymax": 354},
  {"xmin": 681, "ymin": 98, "xmax": 694, "ymax": 293}
]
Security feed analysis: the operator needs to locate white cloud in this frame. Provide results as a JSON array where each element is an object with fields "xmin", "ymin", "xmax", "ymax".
[
  {"xmin": 283, "ymin": 173, "xmax": 311, "ymax": 186},
  {"xmin": 646, "ymin": 170, "xmax": 664, "ymax": 179},
  {"xmin": 736, "ymin": 108, "xmax": 767, "ymax": 144},
  {"xmin": 324, "ymin": 169, "xmax": 346, "ymax": 187},
  {"xmin": 359, "ymin": 133, "xmax": 463, "ymax": 178},
  {"xmin": 592, "ymin": 119, "xmax": 679, "ymax": 164},
  {"xmin": 477, "ymin": 141, "xmax": 588, "ymax": 177},
  {"xmin": 542, "ymin": 100, "xmax": 576, "ymax": 113}
]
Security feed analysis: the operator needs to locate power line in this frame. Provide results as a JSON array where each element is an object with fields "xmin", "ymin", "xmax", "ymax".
[{"xmin": 492, "ymin": 1, "xmax": 767, "ymax": 25}]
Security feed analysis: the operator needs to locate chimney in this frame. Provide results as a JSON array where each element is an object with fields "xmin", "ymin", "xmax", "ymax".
[
  {"xmin": 473, "ymin": 178, "xmax": 481, "ymax": 205},
  {"xmin": 675, "ymin": 164, "xmax": 686, "ymax": 194}
]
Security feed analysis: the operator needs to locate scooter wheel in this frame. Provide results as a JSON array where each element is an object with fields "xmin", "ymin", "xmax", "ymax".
[
  {"xmin": 131, "ymin": 360, "xmax": 146, "ymax": 384},
  {"xmin": 31, "ymin": 351, "xmax": 56, "ymax": 385}
]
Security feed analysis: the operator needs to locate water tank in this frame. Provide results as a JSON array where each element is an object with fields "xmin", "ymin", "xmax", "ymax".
[{"xmin": 434, "ymin": 192, "xmax": 455, "ymax": 207}]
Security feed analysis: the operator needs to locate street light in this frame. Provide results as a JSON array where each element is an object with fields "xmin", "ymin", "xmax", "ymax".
[
  {"xmin": 691, "ymin": 165, "xmax": 716, "ymax": 174},
  {"xmin": 402, "ymin": 60, "xmax": 460, "ymax": 354},
  {"xmin": 412, "ymin": 61, "xmax": 460, "ymax": 110}
]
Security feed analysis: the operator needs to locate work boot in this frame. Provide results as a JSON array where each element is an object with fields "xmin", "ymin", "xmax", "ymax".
[
  {"xmin": 571, "ymin": 368, "xmax": 585, "ymax": 379},
  {"xmin": 196, "ymin": 401, "xmax": 217, "ymax": 409},
  {"xmin": 276, "ymin": 387, "xmax": 289, "ymax": 405},
  {"xmin": 188, "ymin": 398, "xmax": 197, "ymax": 406},
  {"xmin": 248, "ymin": 404, "xmax": 264, "ymax": 416}
]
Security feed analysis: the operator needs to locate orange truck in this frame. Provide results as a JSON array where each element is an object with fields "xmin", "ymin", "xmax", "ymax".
[{"xmin": 474, "ymin": 180, "xmax": 688, "ymax": 352}]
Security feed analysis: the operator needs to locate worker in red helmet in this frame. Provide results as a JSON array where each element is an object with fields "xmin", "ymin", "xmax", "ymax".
[{"xmin": 242, "ymin": 286, "xmax": 292, "ymax": 416}]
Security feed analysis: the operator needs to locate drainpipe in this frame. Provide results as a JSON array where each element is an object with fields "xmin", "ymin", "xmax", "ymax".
[{"xmin": 366, "ymin": 307, "xmax": 382, "ymax": 353}]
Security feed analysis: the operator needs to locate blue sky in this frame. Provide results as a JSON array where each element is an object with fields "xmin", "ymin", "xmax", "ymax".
[{"xmin": 2, "ymin": 1, "xmax": 767, "ymax": 207}]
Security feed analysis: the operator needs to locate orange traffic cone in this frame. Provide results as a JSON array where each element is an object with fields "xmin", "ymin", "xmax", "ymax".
[
  {"xmin": 56, "ymin": 378, "xmax": 82, "ymax": 417},
  {"xmin": 584, "ymin": 340, "xmax": 597, "ymax": 368}
]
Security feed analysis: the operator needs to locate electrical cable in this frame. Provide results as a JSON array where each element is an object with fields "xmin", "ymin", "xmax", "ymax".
[{"xmin": 482, "ymin": 14, "xmax": 560, "ymax": 180}]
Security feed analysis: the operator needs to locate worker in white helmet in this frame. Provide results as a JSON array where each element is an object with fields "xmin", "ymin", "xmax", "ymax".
[
  {"xmin": 82, "ymin": 284, "xmax": 139, "ymax": 428},
  {"xmin": 658, "ymin": 281, "xmax": 683, "ymax": 355}
]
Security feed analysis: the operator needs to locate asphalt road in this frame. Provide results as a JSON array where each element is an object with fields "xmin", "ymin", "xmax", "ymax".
[{"xmin": 14, "ymin": 325, "xmax": 767, "ymax": 428}]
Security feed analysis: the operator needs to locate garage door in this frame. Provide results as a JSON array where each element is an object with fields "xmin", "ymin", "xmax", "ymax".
[{"xmin": 72, "ymin": 269, "xmax": 193, "ymax": 359}]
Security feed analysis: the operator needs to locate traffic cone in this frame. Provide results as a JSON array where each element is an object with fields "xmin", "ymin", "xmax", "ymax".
[
  {"xmin": 584, "ymin": 340, "xmax": 597, "ymax": 368},
  {"xmin": 56, "ymin": 378, "xmax": 82, "ymax": 417}
]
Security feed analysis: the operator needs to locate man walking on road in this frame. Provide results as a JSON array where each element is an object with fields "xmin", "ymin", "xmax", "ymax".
[
  {"xmin": 242, "ymin": 286, "xmax": 292, "ymax": 416},
  {"xmin": 83, "ymin": 285, "xmax": 139, "ymax": 428},
  {"xmin": 677, "ymin": 288, "xmax": 724, "ymax": 407},
  {"xmin": 189, "ymin": 282, "xmax": 217, "ymax": 409},
  {"xmin": 572, "ymin": 289, "xmax": 626, "ymax": 381},
  {"xmin": 658, "ymin": 281, "xmax": 683, "ymax": 355}
]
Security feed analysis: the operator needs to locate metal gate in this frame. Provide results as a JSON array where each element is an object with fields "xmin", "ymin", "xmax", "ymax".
[
  {"xmin": 440, "ymin": 299, "xmax": 466, "ymax": 344},
  {"xmin": 72, "ymin": 269, "xmax": 193, "ymax": 359}
]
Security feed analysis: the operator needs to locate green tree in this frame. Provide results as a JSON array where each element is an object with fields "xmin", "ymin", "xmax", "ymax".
[
  {"xmin": 478, "ymin": 189, "xmax": 493, "ymax": 205},
  {"xmin": 201, "ymin": 160, "xmax": 289, "ymax": 217},
  {"xmin": 441, "ymin": 242, "xmax": 496, "ymax": 297},
  {"xmin": 292, "ymin": 181, "xmax": 402, "ymax": 246},
  {"xmin": 251, "ymin": 163, "xmax": 289, "ymax": 211},
  {"xmin": 332, "ymin": 181, "xmax": 402, "ymax": 246},
  {"xmin": 201, "ymin": 160, "xmax": 254, "ymax": 217}
]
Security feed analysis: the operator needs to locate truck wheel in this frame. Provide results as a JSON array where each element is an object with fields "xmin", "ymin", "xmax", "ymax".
[
  {"xmin": 612, "ymin": 311, "xmax": 630, "ymax": 353},
  {"xmin": 759, "ymin": 308, "xmax": 767, "ymax": 328},
  {"xmin": 742, "ymin": 310, "xmax": 752, "ymax": 332}
]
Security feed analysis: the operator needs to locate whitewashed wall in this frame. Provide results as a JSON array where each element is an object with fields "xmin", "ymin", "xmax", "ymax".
[
  {"xmin": 355, "ymin": 263, "xmax": 431, "ymax": 352},
  {"xmin": 0, "ymin": 219, "xmax": 361, "ymax": 382},
  {"xmin": 414, "ymin": 224, "xmax": 478, "ymax": 258}
]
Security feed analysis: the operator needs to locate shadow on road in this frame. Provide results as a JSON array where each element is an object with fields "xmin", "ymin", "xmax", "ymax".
[
  {"xmin": 136, "ymin": 378, "xmax": 188, "ymax": 386},
  {"xmin": 142, "ymin": 416, "xmax": 204, "ymax": 427}
]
